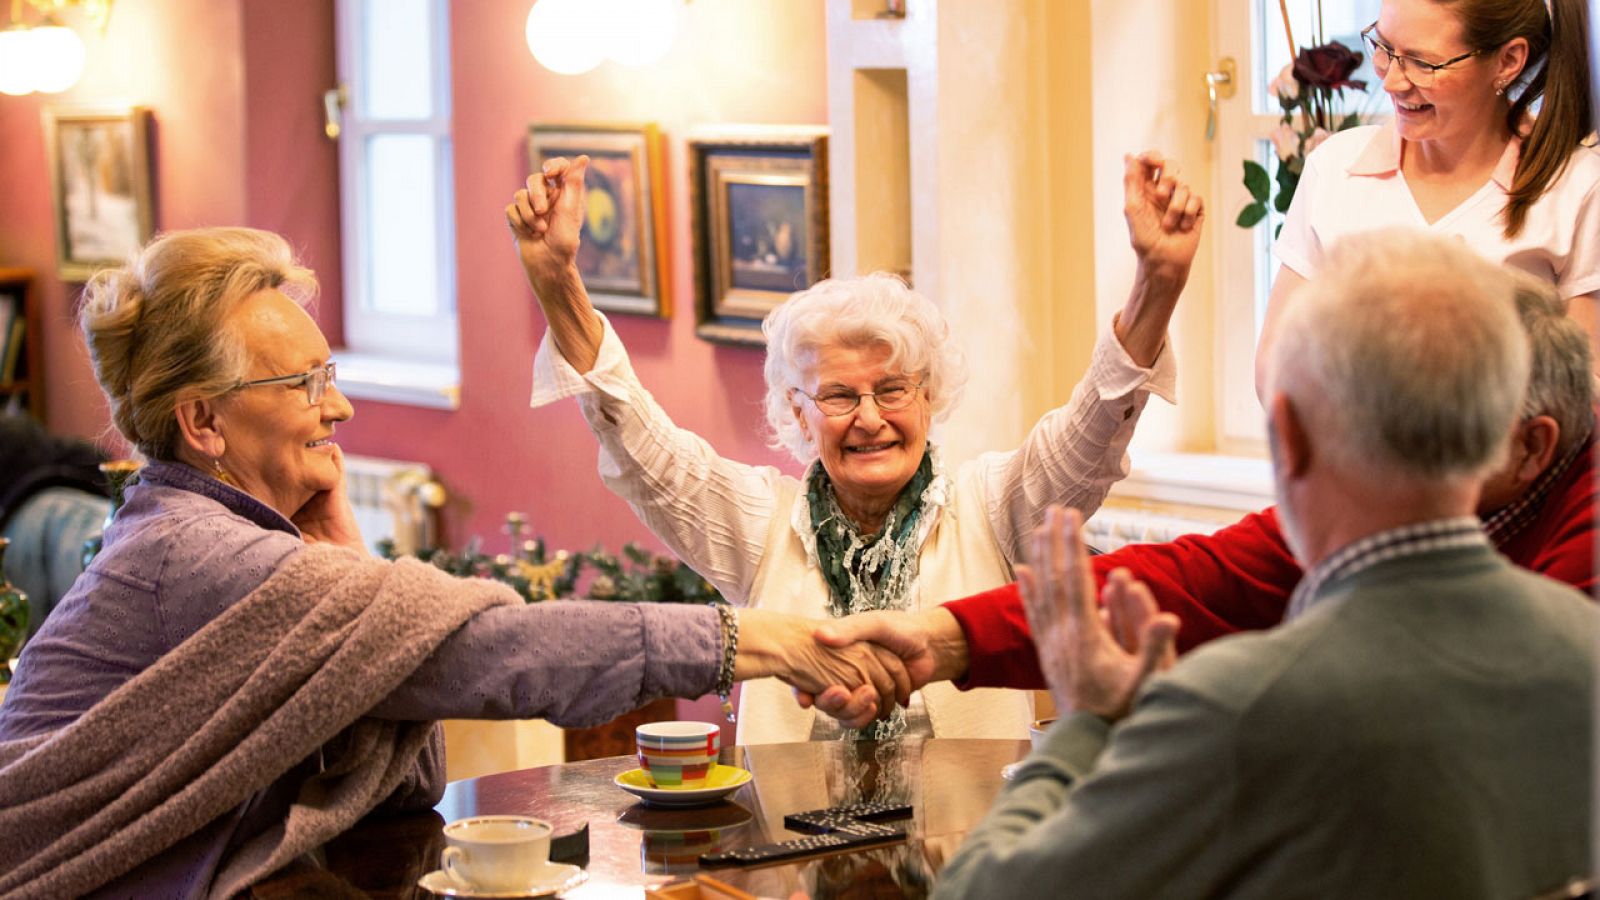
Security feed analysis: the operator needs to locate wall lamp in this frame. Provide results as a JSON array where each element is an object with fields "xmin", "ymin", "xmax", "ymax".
[
  {"xmin": 525, "ymin": 0, "xmax": 685, "ymax": 76},
  {"xmin": 0, "ymin": 0, "xmax": 112, "ymax": 96}
]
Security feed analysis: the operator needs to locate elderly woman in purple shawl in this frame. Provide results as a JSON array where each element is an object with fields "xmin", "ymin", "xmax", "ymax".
[{"xmin": 0, "ymin": 227, "xmax": 907, "ymax": 899}]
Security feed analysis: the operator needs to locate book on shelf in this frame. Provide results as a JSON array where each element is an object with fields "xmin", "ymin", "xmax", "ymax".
[
  {"xmin": 0, "ymin": 317, "xmax": 23, "ymax": 385},
  {"xmin": 0, "ymin": 292, "xmax": 14, "ymax": 378}
]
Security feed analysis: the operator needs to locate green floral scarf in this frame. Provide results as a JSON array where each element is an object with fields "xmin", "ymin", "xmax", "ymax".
[{"xmin": 805, "ymin": 450, "xmax": 936, "ymax": 740}]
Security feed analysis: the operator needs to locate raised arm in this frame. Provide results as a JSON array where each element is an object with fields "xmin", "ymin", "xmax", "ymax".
[
  {"xmin": 1113, "ymin": 151, "xmax": 1205, "ymax": 366},
  {"xmin": 514, "ymin": 163, "xmax": 781, "ymax": 603},
  {"xmin": 506, "ymin": 156, "xmax": 604, "ymax": 373},
  {"xmin": 982, "ymin": 152, "xmax": 1202, "ymax": 558}
]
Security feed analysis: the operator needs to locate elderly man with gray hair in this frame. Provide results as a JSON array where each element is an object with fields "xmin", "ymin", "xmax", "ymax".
[{"xmin": 931, "ymin": 229, "xmax": 1598, "ymax": 899}]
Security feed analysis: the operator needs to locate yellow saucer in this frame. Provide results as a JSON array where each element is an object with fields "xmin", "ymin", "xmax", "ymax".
[{"xmin": 614, "ymin": 764, "xmax": 753, "ymax": 807}]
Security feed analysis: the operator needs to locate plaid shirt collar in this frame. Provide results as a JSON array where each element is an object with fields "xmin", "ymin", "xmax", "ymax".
[
  {"xmin": 1480, "ymin": 434, "xmax": 1589, "ymax": 546},
  {"xmin": 1286, "ymin": 517, "xmax": 1488, "ymax": 621}
]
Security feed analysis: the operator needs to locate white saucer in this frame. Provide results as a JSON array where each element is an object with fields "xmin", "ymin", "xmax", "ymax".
[
  {"xmin": 417, "ymin": 862, "xmax": 587, "ymax": 898},
  {"xmin": 613, "ymin": 764, "xmax": 753, "ymax": 808}
]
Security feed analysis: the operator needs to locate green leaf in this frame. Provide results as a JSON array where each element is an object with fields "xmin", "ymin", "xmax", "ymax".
[
  {"xmin": 1274, "ymin": 185, "xmax": 1295, "ymax": 213},
  {"xmin": 1274, "ymin": 222, "xmax": 1284, "ymax": 239},
  {"xmin": 1236, "ymin": 202, "xmax": 1268, "ymax": 228},
  {"xmin": 1339, "ymin": 113, "xmax": 1362, "ymax": 131},
  {"xmin": 1242, "ymin": 160, "xmax": 1271, "ymax": 203}
]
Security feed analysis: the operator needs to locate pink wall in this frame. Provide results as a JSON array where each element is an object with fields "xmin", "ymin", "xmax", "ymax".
[
  {"xmin": 0, "ymin": 0, "xmax": 341, "ymax": 438},
  {"xmin": 333, "ymin": 0, "xmax": 826, "ymax": 553},
  {"xmin": 0, "ymin": 0, "xmax": 827, "ymax": 559}
]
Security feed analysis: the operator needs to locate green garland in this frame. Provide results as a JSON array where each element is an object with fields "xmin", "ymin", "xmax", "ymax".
[{"xmin": 378, "ymin": 535, "xmax": 724, "ymax": 606}]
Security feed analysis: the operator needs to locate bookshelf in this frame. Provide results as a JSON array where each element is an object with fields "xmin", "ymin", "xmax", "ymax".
[{"xmin": 0, "ymin": 268, "xmax": 40, "ymax": 421}]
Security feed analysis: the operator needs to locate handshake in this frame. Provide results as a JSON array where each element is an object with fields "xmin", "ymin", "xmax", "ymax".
[
  {"xmin": 731, "ymin": 507, "xmax": 1182, "ymax": 729},
  {"xmin": 732, "ymin": 606, "xmax": 971, "ymax": 730}
]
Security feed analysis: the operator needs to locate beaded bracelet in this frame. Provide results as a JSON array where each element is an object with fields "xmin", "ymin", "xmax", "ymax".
[{"xmin": 714, "ymin": 603, "xmax": 739, "ymax": 722}]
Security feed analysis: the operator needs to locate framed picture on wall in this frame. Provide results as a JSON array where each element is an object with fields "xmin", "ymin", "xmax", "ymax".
[
  {"xmin": 526, "ymin": 123, "xmax": 669, "ymax": 317},
  {"xmin": 42, "ymin": 107, "xmax": 156, "ymax": 282},
  {"xmin": 687, "ymin": 129, "xmax": 828, "ymax": 346}
]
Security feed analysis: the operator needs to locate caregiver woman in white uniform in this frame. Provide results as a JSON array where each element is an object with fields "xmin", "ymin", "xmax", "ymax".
[{"xmin": 1257, "ymin": 0, "xmax": 1599, "ymax": 398}]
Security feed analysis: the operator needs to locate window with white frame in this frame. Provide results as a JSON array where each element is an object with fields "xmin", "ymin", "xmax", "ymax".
[
  {"xmin": 1212, "ymin": 0, "xmax": 1383, "ymax": 450},
  {"xmin": 332, "ymin": 0, "xmax": 460, "ymax": 409}
]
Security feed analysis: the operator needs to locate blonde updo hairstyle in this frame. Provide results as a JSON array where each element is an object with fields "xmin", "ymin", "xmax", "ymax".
[
  {"xmin": 762, "ymin": 273, "xmax": 967, "ymax": 462},
  {"xmin": 79, "ymin": 227, "xmax": 318, "ymax": 461}
]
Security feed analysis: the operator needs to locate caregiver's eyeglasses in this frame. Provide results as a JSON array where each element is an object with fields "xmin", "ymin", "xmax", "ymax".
[
  {"xmin": 793, "ymin": 380, "xmax": 923, "ymax": 416},
  {"xmin": 232, "ymin": 362, "xmax": 338, "ymax": 406},
  {"xmin": 1360, "ymin": 25, "xmax": 1482, "ymax": 88}
]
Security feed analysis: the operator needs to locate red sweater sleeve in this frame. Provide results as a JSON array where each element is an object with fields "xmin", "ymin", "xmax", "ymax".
[{"xmin": 946, "ymin": 508, "xmax": 1304, "ymax": 690}]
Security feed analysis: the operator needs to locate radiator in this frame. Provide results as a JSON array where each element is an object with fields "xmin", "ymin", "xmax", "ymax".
[
  {"xmin": 1082, "ymin": 504, "xmax": 1234, "ymax": 553},
  {"xmin": 341, "ymin": 454, "xmax": 445, "ymax": 555}
]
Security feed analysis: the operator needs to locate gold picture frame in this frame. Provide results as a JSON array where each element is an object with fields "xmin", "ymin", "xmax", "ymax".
[
  {"xmin": 527, "ymin": 122, "xmax": 670, "ymax": 317},
  {"xmin": 42, "ymin": 106, "xmax": 155, "ymax": 282},
  {"xmin": 688, "ymin": 130, "xmax": 828, "ymax": 346}
]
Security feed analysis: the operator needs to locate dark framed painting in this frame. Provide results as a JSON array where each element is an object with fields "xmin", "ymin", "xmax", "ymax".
[
  {"xmin": 527, "ymin": 123, "xmax": 669, "ymax": 317},
  {"xmin": 688, "ymin": 129, "xmax": 828, "ymax": 345},
  {"xmin": 42, "ymin": 106, "xmax": 155, "ymax": 282}
]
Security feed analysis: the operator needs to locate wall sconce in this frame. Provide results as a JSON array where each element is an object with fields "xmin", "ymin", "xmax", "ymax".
[
  {"xmin": 525, "ymin": 0, "xmax": 683, "ymax": 76},
  {"xmin": 0, "ymin": 0, "xmax": 112, "ymax": 96}
]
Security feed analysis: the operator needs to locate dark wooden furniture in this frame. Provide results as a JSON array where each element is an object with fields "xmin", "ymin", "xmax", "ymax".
[
  {"xmin": 0, "ymin": 268, "xmax": 41, "ymax": 421},
  {"xmin": 251, "ymin": 737, "xmax": 1029, "ymax": 899},
  {"xmin": 564, "ymin": 697, "xmax": 678, "ymax": 762}
]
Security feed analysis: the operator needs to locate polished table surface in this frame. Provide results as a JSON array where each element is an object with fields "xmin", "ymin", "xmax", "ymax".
[{"xmin": 253, "ymin": 737, "xmax": 1031, "ymax": 899}]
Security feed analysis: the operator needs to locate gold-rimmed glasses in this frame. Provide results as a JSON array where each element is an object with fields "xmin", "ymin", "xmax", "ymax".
[{"xmin": 793, "ymin": 380, "xmax": 923, "ymax": 416}]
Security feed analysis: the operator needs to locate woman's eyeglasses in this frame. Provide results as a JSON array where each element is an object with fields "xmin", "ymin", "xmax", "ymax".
[
  {"xmin": 232, "ymin": 362, "xmax": 338, "ymax": 406},
  {"xmin": 1360, "ymin": 24, "xmax": 1481, "ymax": 88},
  {"xmin": 793, "ymin": 380, "xmax": 923, "ymax": 416}
]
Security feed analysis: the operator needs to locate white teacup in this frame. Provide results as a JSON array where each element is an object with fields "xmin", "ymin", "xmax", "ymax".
[{"xmin": 440, "ymin": 815, "xmax": 553, "ymax": 891}]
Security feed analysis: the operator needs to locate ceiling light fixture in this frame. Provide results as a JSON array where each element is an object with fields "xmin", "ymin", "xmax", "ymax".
[
  {"xmin": 525, "ymin": 0, "xmax": 682, "ymax": 76},
  {"xmin": 0, "ymin": 0, "xmax": 112, "ymax": 97}
]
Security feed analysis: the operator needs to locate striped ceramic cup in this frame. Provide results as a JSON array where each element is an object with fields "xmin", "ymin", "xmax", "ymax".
[{"xmin": 636, "ymin": 721, "xmax": 721, "ymax": 789}]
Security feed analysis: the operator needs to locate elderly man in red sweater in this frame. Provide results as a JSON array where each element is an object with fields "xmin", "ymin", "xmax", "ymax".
[{"xmin": 806, "ymin": 273, "xmax": 1596, "ymax": 703}]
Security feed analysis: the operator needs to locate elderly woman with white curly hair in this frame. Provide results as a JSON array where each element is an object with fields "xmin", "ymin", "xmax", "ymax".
[{"xmin": 510, "ymin": 152, "xmax": 1204, "ymax": 744}]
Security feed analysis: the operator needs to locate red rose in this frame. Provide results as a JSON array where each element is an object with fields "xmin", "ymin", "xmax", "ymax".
[{"xmin": 1294, "ymin": 41, "xmax": 1367, "ymax": 91}]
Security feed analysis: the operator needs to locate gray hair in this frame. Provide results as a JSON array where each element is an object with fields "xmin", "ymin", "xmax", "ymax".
[
  {"xmin": 761, "ymin": 273, "xmax": 967, "ymax": 462},
  {"xmin": 1510, "ymin": 271, "xmax": 1595, "ymax": 456},
  {"xmin": 1268, "ymin": 229, "xmax": 1530, "ymax": 482},
  {"xmin": 79, "ymin": 227, "xmax": 317, "ymax": 460}
]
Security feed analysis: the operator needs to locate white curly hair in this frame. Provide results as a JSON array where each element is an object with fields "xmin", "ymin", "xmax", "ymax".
[{"xmin": 761, "ymin": 273, "xmax": 968, "ymax": 462}]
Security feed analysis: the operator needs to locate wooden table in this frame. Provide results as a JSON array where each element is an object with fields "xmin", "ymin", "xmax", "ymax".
[{"xmin": 253, "ymin": 737, "xmax": 1031, "ymax": 899}]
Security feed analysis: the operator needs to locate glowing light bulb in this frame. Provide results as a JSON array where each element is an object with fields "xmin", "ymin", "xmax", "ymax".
[
  {"xmin": 606, "ymin": 0, "xmax": 678, "ymax": 67},
  {"xmin": 525, "ymin": 0, "xmax": 607, "ymax": 76},
  {"xmin": 0, "ymin": 28, "xmax": 39, "ymax": 96},
  {"xmin": 29, "ymin": 26, "xmax": 86, "ymax": 94}
]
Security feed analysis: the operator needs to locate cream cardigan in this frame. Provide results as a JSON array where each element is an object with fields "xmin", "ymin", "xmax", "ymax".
[{"xmin": 531, "ymin": 313, "xmax": 1175, "ymax": 744}]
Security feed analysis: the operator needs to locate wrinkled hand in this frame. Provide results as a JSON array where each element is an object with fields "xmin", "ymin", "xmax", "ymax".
[
  {"xmin": 735, "ymin": 610, "xmax": 912, "ymax": 727},
  {"xmin": 1017, "ymin": 506, "xmax": 1178, "ymax": 721},
  {"xmin": 291, "ymin": 444, "xmax": 368, "ymax": 553},
  {"xmin": 1122, "ymin": 150, "xmax": 1204, "ymax": 283},
  {"xmin": 794, "ymin": 608, "xmax": 964, "ymax": 727},
  {"xmin": 505, "ymin": 155, "xmax": 589, "ymax": 286}
]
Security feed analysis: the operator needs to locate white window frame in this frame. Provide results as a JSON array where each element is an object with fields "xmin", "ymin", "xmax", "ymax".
[
  {"xmin": 1213, "ymin": 0, "xmax": 1385, "ymax": 452},
  {"xmin": 1212, "ymin": 0, "xmax": 1286, "ymax": 454},
  {"xmin": 332, "ymin": 0, "xmax": 460, "ymax": 409}
]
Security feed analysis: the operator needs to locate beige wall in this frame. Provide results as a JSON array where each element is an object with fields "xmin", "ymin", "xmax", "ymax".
[
  {"xmin": 1091, "ymin": 0, "xmax": 1219, "ymax": 456},
  {"xmin": 828, "ymin": 0, "xmax": 1219, "ymax": 460}
]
